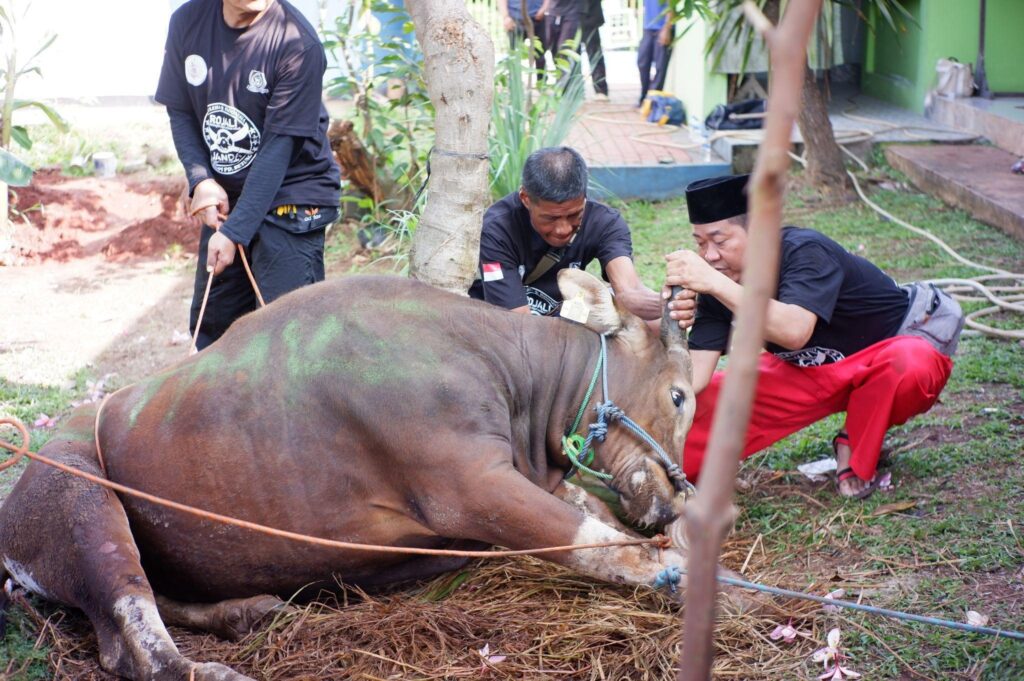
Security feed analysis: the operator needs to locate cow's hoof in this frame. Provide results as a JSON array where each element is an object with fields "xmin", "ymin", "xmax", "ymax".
[
  {"xmin": 218, "ymin": 594, "xmax": 288, "ymax": 641},
  {"xmin": 191, "ymin": 661, "xmax": 255, "ymax": 681}
]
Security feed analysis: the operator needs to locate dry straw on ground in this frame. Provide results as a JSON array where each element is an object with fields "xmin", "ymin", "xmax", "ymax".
[{"xmin": 4, "ymin": 534, "xmax": 837, "ymax": 681}]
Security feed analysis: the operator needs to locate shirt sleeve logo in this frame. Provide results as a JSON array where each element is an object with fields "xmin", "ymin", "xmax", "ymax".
[
  {"xmin": 482, "ymin": 262, "xmax": 504, "ymax": 282},
  {"xmin": 184, "ymin": 54, "xmax": 207, "ymax": 86},
  {"xmin": 202, "ymin": 103, "xmax": 261, "ymax": 174},
  {"xmin": 246, "ymin": 69, "xmax": 269, "ymax": 94}
]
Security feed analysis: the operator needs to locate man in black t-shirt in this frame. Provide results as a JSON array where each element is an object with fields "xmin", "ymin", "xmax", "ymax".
[
  {"xmin": 156, "ymin": 0, "xmax": 341, "ymax": 350},
  {"xmin": 664, "ymin": 174, "xmax": 958, "ymax": 499},
  {"xmin": 469, "ymin": 147, "xmax": 660, "ymax": 320}
]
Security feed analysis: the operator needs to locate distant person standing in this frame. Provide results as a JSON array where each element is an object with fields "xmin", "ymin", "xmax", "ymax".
[
  {"xmin": 581, "ymin": 0, "xmax": 608, "ymax": 98},
  {"xmin": 637, "ymin": 0, "xmax": 673, "ymax": 107},
  {"xmin": 156, "ymin": 0, "xmax": 341, "ymax": 350},
  {"xmin": 500, "ymin": 0, "xmax": 549, "ymax": 76},
  {"xmin": 542, "ymin": 0, "xmax": 581, "ymax": 85}
]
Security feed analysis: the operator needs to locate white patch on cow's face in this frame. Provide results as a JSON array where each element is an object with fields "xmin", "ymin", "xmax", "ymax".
[
  {"xmin": 629, "ymin": 470, "xmax": 647, "ymax": 491},
  {"xmin": 112, "ymin": 594, "xmax": 177, "ymax": 674},
  {"xmin": 2, "ymin": 557, "xmax": 54, "ymax": 600}
]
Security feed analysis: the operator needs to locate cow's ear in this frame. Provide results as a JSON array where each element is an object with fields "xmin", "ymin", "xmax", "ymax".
[{"xmin": 556, "ymin": 269, "xmax": 624, "ymax": 335}]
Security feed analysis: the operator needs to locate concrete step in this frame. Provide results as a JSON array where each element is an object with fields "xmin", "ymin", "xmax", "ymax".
[
  {"xmin": 928, "ymin": 97, "xmax": 1024, "ymax": 157},
  {"xmin": 885, "ymin": 144, "xmax": 1024, "ymax": 242}
]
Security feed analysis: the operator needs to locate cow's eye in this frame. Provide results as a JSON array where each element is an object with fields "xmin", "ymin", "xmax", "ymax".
[{"xmin": 671, "ymin": 389, "xmax": 685, "ymax": 408}]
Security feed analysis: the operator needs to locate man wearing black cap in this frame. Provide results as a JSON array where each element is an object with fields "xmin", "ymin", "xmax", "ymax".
[
  {"xmin": 469, "ymin": 146, "xmax": 661, "ymax": 320},
  {"xmin": 664, "ymin": 174, "xmax": 963, "ymax": 499}
]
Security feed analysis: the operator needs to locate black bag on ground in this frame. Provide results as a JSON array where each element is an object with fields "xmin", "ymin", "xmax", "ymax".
[{"xmin": 704, "ymin": 98, "xmax": 766, "ymax": 131}]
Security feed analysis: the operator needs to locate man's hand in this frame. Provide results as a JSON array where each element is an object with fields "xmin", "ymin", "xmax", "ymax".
[
  {"xmin": 502, "ymin": 14, "xmax": 515, "ymax": 30},
  {"xmin": 664, "ymin": 249, "xmax": 728, "ymax": 295},
  {"xmin": 206, "ymin": 230, "xmax": 236, "ymax": 276},
  {"xmin": 190, "ymin": 179, "xmax": 230, "ymax": 229},
  {"xmin": 658, "ymin": 24, "xmax": 672, "ymax": 46},
  {"xmin": 664, "ymin": 287, "xmax": 697, "ymax": 329}
]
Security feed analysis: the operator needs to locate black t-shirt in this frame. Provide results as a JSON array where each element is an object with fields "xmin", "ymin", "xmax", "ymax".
[
  {"xmin": 468, "ymin": 192, "xmax": 634, "ymax": 315},
  {"xmin": 688, "ymin": 227, "xmax": 909, "ymax": 366},
  {"xmin": 155, "ymin": 0, "xmax": 340, "ymax": 207},
  {"xmin": 548, "ymin": 0, "xmax": 581, "ymax": 18}
]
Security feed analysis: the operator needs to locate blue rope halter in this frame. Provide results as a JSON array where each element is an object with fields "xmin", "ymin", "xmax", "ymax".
[{"xmin": 563, "ymin": 333, "xmax": 696, "ymax": 496}]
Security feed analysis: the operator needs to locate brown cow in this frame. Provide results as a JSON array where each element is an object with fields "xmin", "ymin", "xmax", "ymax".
[{"xmin": 0, "ymin": 271, "xmax": 751, "ymax": 680}]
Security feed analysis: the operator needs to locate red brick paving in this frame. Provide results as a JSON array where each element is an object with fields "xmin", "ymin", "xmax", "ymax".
[{"xmin": 567, "ymin": 100, "xmax": 701, "ymax": 166}]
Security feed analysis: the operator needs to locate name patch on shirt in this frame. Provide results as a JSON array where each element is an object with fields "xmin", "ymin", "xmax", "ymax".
[{"xmin": 482, "ymin": 262, "xmax": 504, "ymax": 282}]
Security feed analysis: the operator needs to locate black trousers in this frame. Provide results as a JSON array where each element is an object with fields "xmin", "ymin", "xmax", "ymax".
[
  {"xmin": 582, "ymin": 24, "xmax": 607, "ymax": 95},
  {"xmin": 547, "ymin": 12, "xmax": 582, "ymax": 88},
  {"xmin": 508, "ymin": 16, "xmax": 549, "ymax": 75},
  {"xmin": 637, "ymin": 28, "xmax": 673, "ymax": 105},
  {"xmin": 189, "ymin": 206, "xmax": 338, "ymax": 351}
]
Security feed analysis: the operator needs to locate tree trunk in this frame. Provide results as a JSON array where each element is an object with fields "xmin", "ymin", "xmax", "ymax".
[
  {"xmin": 405, "ymin": 0, "xmax": 494, "ymax": 295},
  {"xmin": 762, "ymin": 0, "xmax": 850, "ymax": 195},
  {"xmin": 798, "ymin": 66, "xmax": 851, "ymax": 194}
]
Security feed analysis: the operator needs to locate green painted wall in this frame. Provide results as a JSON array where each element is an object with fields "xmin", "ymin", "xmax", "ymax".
[
  {"xmin": 985, "ymin": 0, "xmax": 1024, "ymax": 93},
  {"xmin": 664, "ymin": 17, "xmax": 728, "ymax": 122},
  {"xmin": 863, "ymin": 0, "xmax": 1024, "ymax": 113}
]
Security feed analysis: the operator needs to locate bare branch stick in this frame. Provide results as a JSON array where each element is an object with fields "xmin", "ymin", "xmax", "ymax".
[{"xmin": 678, "ymin": 2, "xmax": 823, "ymax": 680}]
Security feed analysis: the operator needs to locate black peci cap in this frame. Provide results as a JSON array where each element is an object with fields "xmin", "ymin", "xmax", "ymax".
[{"xmin": 685, "ymin": 174, "xmax": 750, "ymax": 225}]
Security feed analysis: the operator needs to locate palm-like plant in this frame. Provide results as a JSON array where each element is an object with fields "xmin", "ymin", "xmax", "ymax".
[{"xmin": 0, "ymin": 0, "xmax": 68, "ymax": 230}]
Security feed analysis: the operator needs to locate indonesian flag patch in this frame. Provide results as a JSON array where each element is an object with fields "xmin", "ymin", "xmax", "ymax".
[{"xmin": 482, "ymin": 262, "xmax": 504, "ymax": 282}]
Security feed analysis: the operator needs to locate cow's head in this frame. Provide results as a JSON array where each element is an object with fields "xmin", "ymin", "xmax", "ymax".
[{"xmin": 557, "ymin": 269, "xmax": 696, "ymax": 530}]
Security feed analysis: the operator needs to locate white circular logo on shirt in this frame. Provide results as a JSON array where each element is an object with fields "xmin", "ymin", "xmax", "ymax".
[
  {"xmin": 184, "ymin": 54, "xmax": 207, "ymax": 86},
  {"xmin": 202, "ymin": 103, "xmax": 261, "ymax": 175}
]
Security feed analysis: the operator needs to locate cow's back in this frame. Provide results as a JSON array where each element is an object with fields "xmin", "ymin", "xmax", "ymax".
[{"xmin": 92, "ymin": 276, "xmax": 537, "ymax": 598}]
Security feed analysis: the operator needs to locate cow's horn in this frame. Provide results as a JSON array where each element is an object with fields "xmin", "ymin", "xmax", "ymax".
[{"xmin": 660, "ymin": 285, "xmax": 689, "ymax": 352}]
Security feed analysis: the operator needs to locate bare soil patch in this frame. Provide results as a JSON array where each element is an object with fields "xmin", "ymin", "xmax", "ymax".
[
  {"xmin": 1, "ymin": 171, "xmax": 199, "ymax": 387},
  {"xmin": 7, "ymin": 168, "xmax": 195, "ymax": 265}
]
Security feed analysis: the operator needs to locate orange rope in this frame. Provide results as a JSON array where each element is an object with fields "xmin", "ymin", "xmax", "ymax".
[
  {"xmin": 189, "ymin": 244, "xmax": 265, "ymax": 356},
  {"xmin": 0, "ymin": 417, "xmax": 670, "ymax": 559}
]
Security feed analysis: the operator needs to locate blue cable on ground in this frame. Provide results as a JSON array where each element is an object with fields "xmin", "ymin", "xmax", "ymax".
[{"xmin": 715, "ymin": 574, "xmax": 1024, "ymax": 641}]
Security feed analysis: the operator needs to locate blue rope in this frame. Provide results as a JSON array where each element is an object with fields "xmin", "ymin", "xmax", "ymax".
[
  {"xmin": 645, "ymin": 570, "xmax": 1024, "ymax": 640},
  {"xmin": 715, "ymin": 574, "xmax": 1024, "ymax": 641}
]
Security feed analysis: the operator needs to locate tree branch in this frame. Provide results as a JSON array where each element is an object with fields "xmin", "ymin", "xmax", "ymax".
[{"xmin": 677, "ymin": 1, "xmax": 823, "ymax": 679}]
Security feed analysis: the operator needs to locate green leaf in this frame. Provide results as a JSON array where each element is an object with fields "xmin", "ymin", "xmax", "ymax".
[
  {"xmin": 12, "ymin": 99, "xmax": 69, "ymax": 133},
  {"xmin": 419, "ymin": 571, "xmax": 470, "ymax": 602},
  {"xmin": 0, "ymin": 147, "xmax": 34, "ymax": 186},
  {"xmin": 10, "ymin": 125, "xmax": 31, "ymax": 150}
]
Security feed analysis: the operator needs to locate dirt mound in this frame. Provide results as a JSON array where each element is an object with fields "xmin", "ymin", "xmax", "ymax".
[
  {"xmin": 5, "ymin": 169, "xmax": 195, "ymax": 265},
  {"xmin": 102, "ymin": 216, "xmax": 197, "ymax": 261}
]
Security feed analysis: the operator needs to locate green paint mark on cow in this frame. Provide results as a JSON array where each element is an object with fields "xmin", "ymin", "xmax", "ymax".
[
  {"xmin": 389, "ymin": 299, "xmax": 441, "ymax": 320},
  {"xmin": 282, "ymin": 320, "xmax": 304, "ymax": 380},
  {"xmin": 127, "ymin": 371, "xmax": 174, "ymax": 428},
  {"xmin": 234, "ymin": 331, "xmax": 271, "ymax": 370},
  {"xmin": 309, "ymin": 315, "xmax": 343, "ymax": 358}
]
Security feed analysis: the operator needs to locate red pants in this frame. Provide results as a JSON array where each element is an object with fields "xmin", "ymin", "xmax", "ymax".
[{"xmin": 682, "ymin": 336, "xmax": 954, "ymax": 482}]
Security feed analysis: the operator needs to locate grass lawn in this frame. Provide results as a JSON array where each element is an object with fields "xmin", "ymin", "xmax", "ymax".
[
  {"xmin": 2, "ymin": 159, "xmax": 1023, "ymax": 679},
  {"xmin": 618, "ymin": 166, "xmax": 1024, "ymax": 679}
]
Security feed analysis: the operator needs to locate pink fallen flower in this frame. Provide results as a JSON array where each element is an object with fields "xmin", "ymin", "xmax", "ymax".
[
  {"xmin": 812, "ymin": 628, "xmax": 861, "ymax": 679},
  {"xmin": 33, "ymin": 413, "xmax": 57, "ymax": 429},
  {"xmin": 477, "ymin": 644, "xmax": 506, "ymax": 665},
  {"xmin": 769, "ymin": 619, "xmax": 808, "ymax": 643},
  {"xmin": 822, "ymin": 588, "xmax": 846, "ymax": 613}
]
